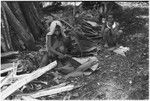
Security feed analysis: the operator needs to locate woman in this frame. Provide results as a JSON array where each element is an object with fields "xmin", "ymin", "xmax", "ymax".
[{"xmin": 46, "ymin": 20, "xmax": 69, "ymax": 59}]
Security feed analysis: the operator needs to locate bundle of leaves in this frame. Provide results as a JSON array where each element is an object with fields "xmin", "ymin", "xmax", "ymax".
[{"xmin": 17, "ymin": 51, "xmax": 44, "ymax": 73}]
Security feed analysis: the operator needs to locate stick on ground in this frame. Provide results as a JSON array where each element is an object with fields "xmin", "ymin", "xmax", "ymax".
[
  {"xmin": 18, "ymin": 84, "xmax": 74, "ymax": 98},
  {"xmin": 1, "ymin": 61, "xmax": 57, "ymax": 100},
  {"xmin": 21, "ymin": 96, "xmax": 40, "ymax": 101}
]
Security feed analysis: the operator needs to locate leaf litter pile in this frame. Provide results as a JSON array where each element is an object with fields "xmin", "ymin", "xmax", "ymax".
[{"xmin": 1, "ymin": 2, "xmax": 149, "ymax": 100}]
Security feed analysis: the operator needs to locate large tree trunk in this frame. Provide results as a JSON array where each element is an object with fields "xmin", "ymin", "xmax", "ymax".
[
  {"xmin": 1, "ymin": 31, "xmax": 8, "ymax": 52},
  {"xmin": 19, "ymin": 2, "xmax": 45, "ymax": 40},
  {"xmin": 7, "ymin": 1, "xmax": 35, "ymax": 42},
  {"xmin": 32, "ymin": 2, "xmax": 45, "ymax": 34},
  {"xmin": 2, "ymin": 2, "xmax": 36, "ymax": 51},
  {"xmin": 11, "ymin": 32, "xmax": 26, "ymax": 51},
  {"xmin": 33, "ymin": 1, "xmax": 43, "ymax": 16},
  {"xmin": 1, "ymin": 19, "xmax": 9, "ymax": 52},
  {"xmin": 1, "ymin": 5, "xmax": 13, "ymax": 51}
]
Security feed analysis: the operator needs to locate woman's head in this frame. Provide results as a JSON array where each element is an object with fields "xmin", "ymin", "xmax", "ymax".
[{"xmin": 55, "ymin": 25, "xmax": 61, "ymax": 35}]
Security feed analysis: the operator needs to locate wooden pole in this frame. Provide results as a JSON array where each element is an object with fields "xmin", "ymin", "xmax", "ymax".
[
  {"xmin": 1, "ymin": 61, "xmax": 57, "ymax": 100},
  {"xmin": 18, "ymin": 84, "xmax": 74, "ymax": 98}
]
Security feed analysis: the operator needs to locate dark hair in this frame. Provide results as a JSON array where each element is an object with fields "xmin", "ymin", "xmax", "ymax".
[
  {"xmin": 55, "ymin": 25, "xmax": 61, "ymax": 30},
  {"xmin": 107, "ymin": 12, "xmax": 114, "ymax": 17},
  {"xmin": 76, "ymin": 11, "xmax": 80, "ymax": 14}
]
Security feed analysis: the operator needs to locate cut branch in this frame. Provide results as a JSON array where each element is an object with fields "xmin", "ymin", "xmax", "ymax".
[
  {"xmin": 1, "ymin": 51, "xmax": 19, "ymax": 58},
  {"xmin": 64, "ymin": 57, "xmax": 99, "ymax": 79},
  {"xmin": 0, "ymin": 64, "xmax": 17, "ymax": 88},
  {"xmin": 1, "ymin": 61, "xmax": 57, "ymax": 100},
  {"xmin": 18, "ymin": 84, "xmax": 74, "ymax": 98},
  {"xmin": 21, "ymin": 96, "xmax": 40, "ymax": 100},
  {"xmin": 76, "ymin": 57, "xmax": 98, "ymax": 72},
  {"xmin": 1, "ymin": 74, "xmax": 30, "ymax": 87}
]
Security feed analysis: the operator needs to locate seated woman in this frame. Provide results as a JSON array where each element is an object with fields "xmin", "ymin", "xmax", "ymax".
[
  {"xmin": 46, "ymin": 20, "xmax": 67, "ymax": 59},
  {"xmin": 39, "ymin": 20, "xmax": 68, "ymax": 67},
  {"xmin": 42, "ymin": 20, "xmax": 80, "ymax": 69},
  {"xmin": 101, "ymin": 13, "xmax": 123, "ymax": 48}
]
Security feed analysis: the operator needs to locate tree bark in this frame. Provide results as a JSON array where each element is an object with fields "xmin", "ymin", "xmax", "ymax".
[
  {"xmin": 32, "ymin": 2, "xmax": 45, "ymax": 34},
  {"xmin": 1, "ymin": 5, "xmax": 13, "ymax": 51},
  {"xmin": 10, "ymin": 31, "xmax": 25, "ymax": 51},
  {"xmin": 1, "ymin": 31, "xmax": 8, "ymax": 52},
  {"xmin": 7, "ymin": 2, "xmax": 29, "ymax": 31},
  {"xmin": 19, "ymin": 2, "xmax": 44, "ymax": 40},
  {"xmin": 33, "ymin": 1, "xmax": 43, "ymax": 16},
  {"xmin": 7, "ymin": 1, "xmax": 35, "ymax": 42},
  {"xmin": 2, "ymin": 2, "xmax": 36, "ymax": 51}
]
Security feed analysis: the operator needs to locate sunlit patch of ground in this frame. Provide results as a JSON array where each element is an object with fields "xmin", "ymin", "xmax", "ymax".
[
  {"xmin": 116, "ymin": 2, "xmax": 148, "ymax": 9},
  {"xmin": 64, "ymin": 2, "xmax": 149, "ymax": 100},
  {"xmin": 5, "ymin": 2, "xmax": 148, "ymax": 100}
]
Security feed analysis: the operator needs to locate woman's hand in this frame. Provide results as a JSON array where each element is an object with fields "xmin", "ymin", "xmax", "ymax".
[
  {"xmin": 58, "ymin": 54, "xmax": 71, "ymax": 59},
  {"xmin": 64, "ymin": 54, "xmax": 72, "ymax": 58},
  {"xmin": 58, "ymin": 54, "xmax": 65, "ymax": 59}
]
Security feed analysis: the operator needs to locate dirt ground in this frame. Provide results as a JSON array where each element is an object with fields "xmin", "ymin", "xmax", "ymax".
[
  {"xmin": 2, "ymin": 2, "xmax": 148, "ymax": 100},
  {"xmin": 51, "ymin": 2, "xmax": 149, "ymax": 100},
  {"xmin": 34, "ymin": 2, "xmax": 149, "ymax": 100}
]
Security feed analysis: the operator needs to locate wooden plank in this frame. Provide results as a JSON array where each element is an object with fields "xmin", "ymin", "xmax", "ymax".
[
  {"xmin": 19, "ymin": 84, "xmax": 74, "ymax": 98},
  {"xmin": 1, "ymin": 51, "xmax": 19, "ymax": 58},
  {"xmin": 1, "ymin": 74, "xmax": 30, "ymax": 87},
  {"xmin": 76, "ymin": 57, "xmax": 98, "ymax": 72},
  {"xmin": 1, "ymin": 61, "xmax": 57, "ymax": 100},
  {"xmin": 1, "ymin": 63, "xmax": 14, "ymax": 72},
  {"xmin": 0, "ymin": 65, "xmax": 17, "ymax": 88},
  {"xmin": 21, "ymin": 96, "xmax": 40, "ymax": 100},
  {"xmin": 64, "ymin": 57, "xmax": 99, "ymax": 79},
  {"xmin": 1, "ymin": 61, "xmax": 19, "ymax": 74}
]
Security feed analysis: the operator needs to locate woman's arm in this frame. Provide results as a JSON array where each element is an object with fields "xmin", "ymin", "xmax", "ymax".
[
  {"xmin": 46, "ymin": 20, "xmax": 67, "ymax": 58},
  {"xmin": 46, "ymin": 34, "xmax": 64, "ymax": 57}
]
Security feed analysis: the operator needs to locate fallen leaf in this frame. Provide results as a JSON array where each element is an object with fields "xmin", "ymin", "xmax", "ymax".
[{"xmin": 113, "ymin": 46, "xmax": 130, "ymax": 56}]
